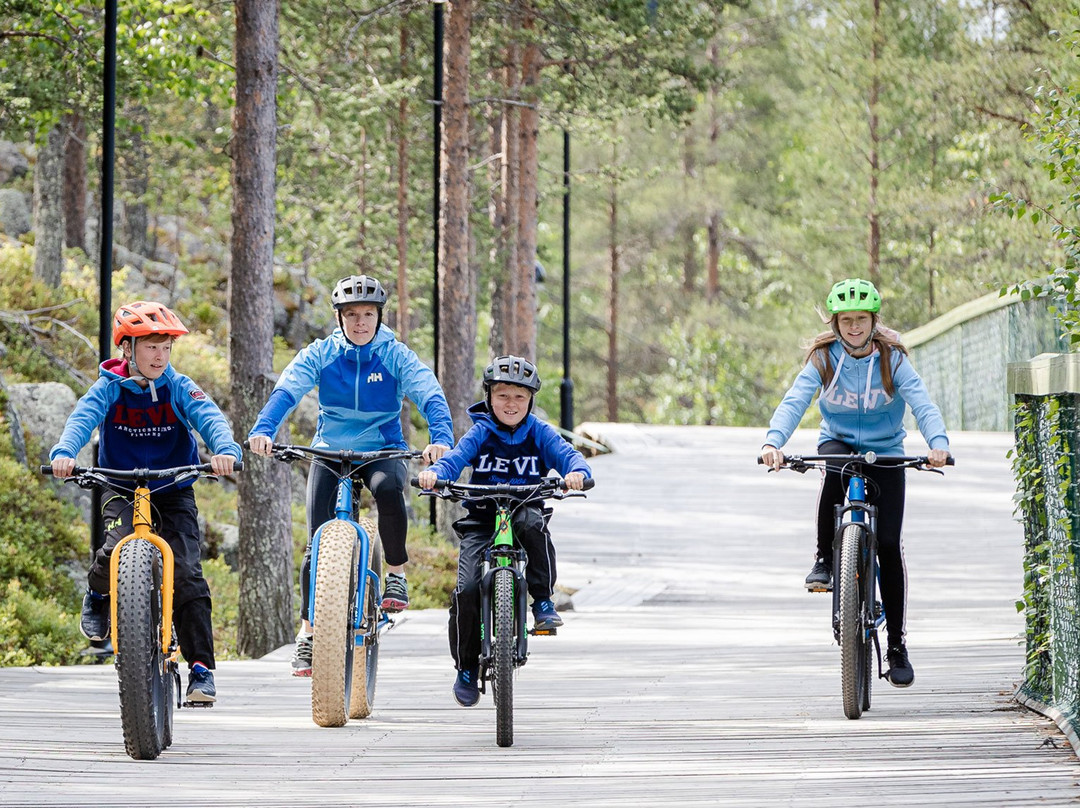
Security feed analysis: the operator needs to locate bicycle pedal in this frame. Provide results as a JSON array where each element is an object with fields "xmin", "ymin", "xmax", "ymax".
[
  {"xmin": 806, "ymin": 585, "xmax": 832, "ymax": 593},
  {"xmin": 529, "ymin": 627, "xmax": 557, "ymax": 636},
  {"xmin": 182, "ymin": 701, "xmax": 214, "ymax": 709}
]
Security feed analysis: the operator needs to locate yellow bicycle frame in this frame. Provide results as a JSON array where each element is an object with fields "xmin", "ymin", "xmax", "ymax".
[{"xmin": 107, "ymin": 484, "xmax": 177, "ymax": 657}]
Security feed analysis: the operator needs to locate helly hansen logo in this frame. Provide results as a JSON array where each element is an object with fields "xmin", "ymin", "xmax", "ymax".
[
  {"xmin": 475, "ymin": 454, "xmax": 540, "ymax": 475},
  {"xmin": 367, "ymin": 372, "xmax": 384, "ymax": 383}
]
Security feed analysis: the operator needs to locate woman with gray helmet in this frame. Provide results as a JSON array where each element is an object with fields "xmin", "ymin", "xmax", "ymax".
[{"xmin": 248, "ymin": 274, "xmax": 453, "ymax": 676}]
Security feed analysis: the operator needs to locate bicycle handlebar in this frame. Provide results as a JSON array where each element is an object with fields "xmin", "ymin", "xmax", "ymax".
[
  {"xmin": 758, "ymin": 452, "xmax": 954, "ymax": 471},
  {"xmin": 410, "ymin": 476, "xmax": 595, "ymax": 501},
  {"xmin": 244, "ymin": 440, "xmax": 422, "ymax": 465},
  {"xmin": 39, "ymin": 462, "xmax": 242, "ymax": 481}
]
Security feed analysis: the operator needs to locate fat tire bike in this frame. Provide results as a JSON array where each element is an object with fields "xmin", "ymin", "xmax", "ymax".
[
  {"xmin": 263, "ymin": 444, "xmax": 421, "ymax": 727},
  {"xmin": 41, "ymin": 462, "xmax": 240, "ymax": 760},
  {"xmin": 764, "ymin": 452, "xmax": 951, "ymax": 719},
  {"xmin": 414, "ymin": 476, "xmax": 593, "ymax": 747}
]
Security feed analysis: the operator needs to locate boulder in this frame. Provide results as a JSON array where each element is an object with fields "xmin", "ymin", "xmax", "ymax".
[
  {"xmin": 0, "ymin": 188, "xmax": 31, "ymax": 236},
  {"xmin": 0, "ymin": 140, "xmax": 29, "ymax": 185}
]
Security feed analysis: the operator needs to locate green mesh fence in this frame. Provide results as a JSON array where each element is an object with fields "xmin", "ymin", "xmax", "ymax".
[{"xmin": 1011, "ymin": 383, "xmax": 1080, "ymax": 745}]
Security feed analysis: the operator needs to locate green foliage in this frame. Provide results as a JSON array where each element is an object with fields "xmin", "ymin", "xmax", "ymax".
[
  {"xmin": 0, "ymin": 579, "xmax": 86, "ymax": 666},
  {"xmin": 203, "ymin": 556, "xmax": 240, "ymax": 661}
]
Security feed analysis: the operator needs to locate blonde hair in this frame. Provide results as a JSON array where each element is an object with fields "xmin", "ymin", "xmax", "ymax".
[{"xmin": 803, "ymin": 314, "xmax": 908, "ymax": 396}]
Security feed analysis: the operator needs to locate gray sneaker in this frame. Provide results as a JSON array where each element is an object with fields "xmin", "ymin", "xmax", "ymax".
[
  {"xmin": 80, "ymin": 589, "xmax": 110, "ymax": 641},
  {"xmin": 804, "ymin": 558, "xmax": 833, "ymax": 591},
  {"xmin": 292, "ymin": 632, "xmax": 313, "ymax": 677}
]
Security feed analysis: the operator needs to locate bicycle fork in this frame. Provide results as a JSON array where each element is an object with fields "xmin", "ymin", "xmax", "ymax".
[{"xmin": 831, "ymin": 479, "xmax": 887, "ymax": 676}]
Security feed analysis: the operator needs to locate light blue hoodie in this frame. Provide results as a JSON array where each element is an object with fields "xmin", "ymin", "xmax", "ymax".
[{"xmin": 765, "ymin": 340, "xmax": 949, "ymax": 455}]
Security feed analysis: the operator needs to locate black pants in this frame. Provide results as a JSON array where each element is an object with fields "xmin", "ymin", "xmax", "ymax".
[
  {"xmin": 90, "ymin": 486, "xmax": 215, "ymax": 669},
  {"xmin": 299, "ymin": 457, "xmax": 408, "ymax": 622},
  {"xmin": 815, "ymin": 439, "xmax": 907, "ymax": 647},
  {"xmin": 448, "ymin": 505, "xmax": 555, "ymax": 671}
]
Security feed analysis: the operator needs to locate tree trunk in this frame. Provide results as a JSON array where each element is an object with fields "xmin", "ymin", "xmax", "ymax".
[
  {"xmin": 492, "ymin": 36, "xmax": 521, "ymax": 359},
  {"xmin": 357, "ymin": 125, "xmax": 370, "ymax": 273},
  {"xmin": 123, "ymin": 103, "xmax": 150, "ymax": 259},
  {"xmin": 230, "ymin": 0, "xmax": 293, "ymax": 658},
  {"xmin": 607, "ymin": 137, "xmax": 619, "ymax": 422},
  {"xmin": 511, "ymin": 13, "xmax": 539, "ymax": 361},
  {"xmin": 866, "ymin": 0, "xmax": 882, "ymax": 286},
  {"xmin": 706, "ymin": 212, "xmax": 720, "ymax": 301},
  {"xmin": 63, "ymin": 113, "xmax": 86, "ymax": 252},
  {"xmin": 33, "ymin": 123, "xmax": 65, "ymax": 288},
  {"xmin": 438, "ymin": 0, "xmax": 476, "ymax": 439},
  {"xmin": 396, "ymin": 22, "xmax": 412, "ymax": 443}
]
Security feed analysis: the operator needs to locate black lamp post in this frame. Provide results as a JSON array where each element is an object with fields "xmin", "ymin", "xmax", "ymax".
[{"xmin": 559, "ymin": 128, "xmax": 574, "ymax": 432}]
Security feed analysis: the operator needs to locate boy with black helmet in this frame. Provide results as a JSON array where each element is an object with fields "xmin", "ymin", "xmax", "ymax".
[
  {"xmin": 50, "ymin": 301, "xmax": 241, "ymax": 704},
  {"xmin": 417, "ymin": 355, "xmax": 592, "ymax": 707},
  {"xmin": 760, "ymin": 278, "xmax": 951, "ymax": 689},
  {"xmin": 248, "ymin": 274, "xmax": 453, "ymax": 676}
]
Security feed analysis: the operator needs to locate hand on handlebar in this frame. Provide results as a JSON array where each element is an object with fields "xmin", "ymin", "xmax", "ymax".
[
  {"xmin": 422, "ymin": 443, "xmax": 450, "ymax": 464},
  {"xmin": 925, "ymin": 448, "xmax": 951, "ymax": 468},
  {"xmin": 760, "ymin": 444, "xmax": 783, "ymax": 471},
  {"xmin": 416, "ymin": 469, "xmax": 439, "ymax": 490},
  {"xmin": 248, "ymin": 435, "xmax": 274, "ymax": 457},
  {"xmin": 210, "ymin": 454, "xmax": 237, "ymax": 476},
  {"xmin": 564, "ymin": 471, "xmax": 586, "ymax": 491},
  {"xmin": 51, "ymin": 456, "xmax": 76, "ymax": 479}
]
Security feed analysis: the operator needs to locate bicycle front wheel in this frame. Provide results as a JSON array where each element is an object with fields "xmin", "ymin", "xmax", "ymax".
[
  {"xmin": 115, "ymin": 539, "xmax": 173, "ymax": 760},
  {"xmin": 838, "ymin": 523, "xmax": 870, "ymax": 720},
  {"xmin": 311, "ymin": 520, "xmax": 360, "ymax": 728},
  {"xmin": 493, "ymin": 568, "xmax": 516, "ymax": 747},
  {"xmin": 348, "ymin": 517, "xmax": 381, "ymax": 720}
]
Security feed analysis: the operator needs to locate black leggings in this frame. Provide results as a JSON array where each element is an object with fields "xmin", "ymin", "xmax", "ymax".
[
  {"xmin": 299, "ymin": 457, "xmax": 409, "ymax": 622},
  {"xmin": 815, "ymin": 439, "xmax": 907, "ymax": 647}
]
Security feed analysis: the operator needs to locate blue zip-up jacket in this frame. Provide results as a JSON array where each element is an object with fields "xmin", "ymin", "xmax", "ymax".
[
  {"xmin": 427, "ymin": 402, "xmax": 591, "ymax": 510},
  {"xmin": 248, "ymin": 325, "xmax": 454, "ymax": 451},
  {"xmin": 765, "ymin": 340, "xmax": 950, "ymax": 455},
  {"xmin": 49, "ymin": 358, "xmax": 242, "ymax": 490}
]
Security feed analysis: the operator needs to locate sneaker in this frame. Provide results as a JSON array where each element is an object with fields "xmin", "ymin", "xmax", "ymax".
[
  {"xmin": 186, "ymin": 662, "xmax": 216, "ymax": 703},
  {"xmin": 453, "ymin": 667, "xmax": 480, "ymax": 707},
  {"xmin": 531, "ymin": 598, "xmax": 564, "ymax": 630},
  {"xmin": 885, "ymin": 644, "xmax": 915, "ymax": 688},
  {"xmin": 292, "ymin": 632, "xmax": 313, "ymax": 677},
  {"xmin": 80, "ymin": 589, "xmax": 110, "ymax": 641},
  {"xmin": 380, "ymin": 573, "xmax": 409, "ymax": 613},
  {"xmin": 804, "ymin": 558, "xmax": 833, "ymax": 591}
]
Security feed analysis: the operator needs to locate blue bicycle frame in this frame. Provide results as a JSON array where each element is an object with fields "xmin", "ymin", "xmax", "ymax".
[
  {"xmin": 830, "ymin": 471, "xmax": 885, "ymax": 647},
  {"xmin": 307, "ymin": 472, "xmax": 388, "ymax": 639}
]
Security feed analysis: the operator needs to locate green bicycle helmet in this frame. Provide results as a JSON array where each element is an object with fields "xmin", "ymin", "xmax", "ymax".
[{"xmin": 826, "ymin": 278, "xmax": 881, "ymax": 314}]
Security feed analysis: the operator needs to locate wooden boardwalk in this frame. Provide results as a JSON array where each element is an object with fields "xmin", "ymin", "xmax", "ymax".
[{"xmin": 1, "ymin": 426, "xmax": 1077, "ymax": 807}]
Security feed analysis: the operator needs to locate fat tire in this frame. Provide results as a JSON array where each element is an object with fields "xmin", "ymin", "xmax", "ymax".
[
  {"xmin": 311, "ymin": 520, "xmax": 360, "ymax": 728},
  {"xmin": 348, "ymin": 517, "xmax": 381, "ymax": 719},
  {"xmin": 493, "ymin": 568, "xmax": 516, "ymax": 747},
  {"xmin": 838, "ymin": 523, "xmax": 868, "ymax": 720},
  {"xmin": 116, "ymin": 539, "xmax": 171, "ymax": 759}
]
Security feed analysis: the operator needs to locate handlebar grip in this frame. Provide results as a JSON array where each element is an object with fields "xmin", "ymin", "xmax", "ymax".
[
  {"xmin": 39, "ymin": 465, "xmax": 53, "ymax": 476},
  {"xmin": 946, "ymin": 457, "xmax": 955, "ymax": 466},
  {"xmin": 582, "ymin": 477, "xmax": 596, "ymax": 491},
  {"xmin": 410, "ymin": 476, "xmax": 420, "ymax": 487},
  {"xmin": 233, "ymin": 461, "xmax": 244, "ymax": 472}
]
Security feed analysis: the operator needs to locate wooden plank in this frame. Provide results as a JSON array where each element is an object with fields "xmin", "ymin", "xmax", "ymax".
[{"xmin": 0, "ymin": 427, "xmax": 1076, "ymax": 807}]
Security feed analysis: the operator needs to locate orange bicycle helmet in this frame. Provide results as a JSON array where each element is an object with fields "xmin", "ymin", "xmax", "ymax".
[{"xmin": 112, "ymin": 301, "xmax": 189, "ymax": 346}]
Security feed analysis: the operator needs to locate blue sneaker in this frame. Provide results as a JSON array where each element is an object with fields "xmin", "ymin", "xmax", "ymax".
[
  {"xmin": 186, "ymin": 662, "xmax": 216, "ymax": 703},
  {"xmin": 531, "ymin": 598, "xmax": 563, "ymax": 630},
  {"xmin": 80, "ymin": 589, "xmax": 109, "ymax": 641},
  {"xmin": 453, "ymin": 667, "xmax": 480, "ymax": 707}
]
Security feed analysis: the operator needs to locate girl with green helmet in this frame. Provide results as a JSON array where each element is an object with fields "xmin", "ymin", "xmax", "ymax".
[{"xmin": 759, "ymin": 278, "xmax": 951, "ymax": 689}]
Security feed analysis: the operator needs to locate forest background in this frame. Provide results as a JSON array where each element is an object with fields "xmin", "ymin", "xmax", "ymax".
[{"xmin": 1, "ymin": 0, "xmax": 1078, "ymax": 662}]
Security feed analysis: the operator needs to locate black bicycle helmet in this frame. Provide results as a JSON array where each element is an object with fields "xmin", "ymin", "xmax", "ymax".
[
  {"xmin": 331, "ymin": 275, "xmax": 388, "ymax": 309},
  {"xmin": 483, "ymin": 355, "xmax": 542, "ymax": 394}
]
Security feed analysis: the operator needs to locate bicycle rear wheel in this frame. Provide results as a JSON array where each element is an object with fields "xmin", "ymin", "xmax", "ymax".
[
  {"xmin": 311, "ymin": 520, "xmax": 360, "ymax": 728},
  {"xmin": 348, "ymin": 517, "xmax": 381, "ymax": 720},
  {"xmin": 838, "ymin": 523, "xmax": 869, "ymax": 719},
  {"xmin": 115, "ymin": 539, "xmax": 173, "ymax": 759},
  {"xmin": 493, "ymin": 568, "xmax": 516, "ymax": 747}
]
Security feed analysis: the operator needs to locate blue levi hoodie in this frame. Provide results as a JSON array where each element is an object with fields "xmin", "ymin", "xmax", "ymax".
[
  {"xmin": 765, "ymin": 340, "xmax": 949, "ymax": 455},
  {"xmin": 248, "ymin": 324, "xmax": 454, "ymax": 451},
  {"xmin": 49, "ymin": 358, "xmax": 242, "ymax": 490},
  {"xmin": 427, "ymin": 402, "xmax": 592, "ymax": 512}
]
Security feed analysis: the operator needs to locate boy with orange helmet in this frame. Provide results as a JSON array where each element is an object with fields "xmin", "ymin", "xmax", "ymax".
[{"xmin": 50, "ymin": 301, "xmax": 241, "ymax": 704}]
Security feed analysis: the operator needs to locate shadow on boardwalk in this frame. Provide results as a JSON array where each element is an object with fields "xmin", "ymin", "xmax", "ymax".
[{"xmin": 0, "ymin": 426, "xmax": 1077, "ymax": 807}]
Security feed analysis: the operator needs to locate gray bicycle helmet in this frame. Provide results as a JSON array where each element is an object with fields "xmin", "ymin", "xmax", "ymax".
[
  {"xmin": 483, "ymin": 355, "xmax": 542, "ymax": 394},
  {"xmin": 331, "ymin": 274, "xmax": 388, "ymax": 309}
]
